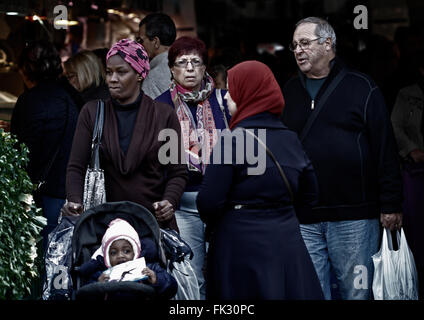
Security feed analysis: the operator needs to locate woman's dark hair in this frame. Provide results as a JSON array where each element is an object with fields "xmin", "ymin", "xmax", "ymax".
[
  {"xmin": 139, "ymin": 13, "xmax": 176, "ymax": 46},
  {"xmin": 168, "ymin": 36, "xmax": 208, "ymax": 68},
  {"xmin": 210, "ymin": 64, "xmax": 227, "ymax": 80},
  {"xmin": 18, "ymin": 40, "xmax": 63, "ymax": 83}
]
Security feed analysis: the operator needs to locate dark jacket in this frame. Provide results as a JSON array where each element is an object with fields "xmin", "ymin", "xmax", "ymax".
[
  {"xmin": 196, "ymin": 113, "xmax": 323, "ymax": 300},
  {"xmin": 66, "ymin": 93, "xmax": 188, "ymax": 230},
  {"xmin": 281, "ymin": 57, "xmax": 402, "ymax": 223},
  {"xmin": 11, "ymin": 79, "xmax": 80, "ymax": 199},
  {"xmin": 156, "ymin": 88, "xmax": 231, "ymax": 192},
  {"xmin": 197, "ymin": 112, "xmax": 319, "ymax": 222},
  {"xmin": 79, "ymin": 237, "xmax": 177, "ymax": 299},
  {"xmin": 391, "ymin": 79, "xmax": 424, "ymax": 159},
  {"xmin": 80, "ymin": 83, "xmax": 110, "ymax": 105}
]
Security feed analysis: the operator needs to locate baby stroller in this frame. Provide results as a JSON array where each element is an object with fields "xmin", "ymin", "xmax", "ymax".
[{"xmin": 43, "ymin": 201, "xmax": 199, "ymax": 300}]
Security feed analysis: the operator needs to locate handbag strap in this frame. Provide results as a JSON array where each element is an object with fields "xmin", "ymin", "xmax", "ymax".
[
  {"xmin": 242, "ymin": 128, "xmax": 294, "ymax": 203},
  {"xmin": 216, "ymin": 89, "xmax": 230, "ymax": 129},
  {"xmin": 90, "ymin": 100, "xmax": 105, "ymax": 169}
]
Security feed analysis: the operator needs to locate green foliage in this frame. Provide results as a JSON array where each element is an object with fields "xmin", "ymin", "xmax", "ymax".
[{"xmin": 0, "ymin": 130, "xmax": 46, "ymax": 299}]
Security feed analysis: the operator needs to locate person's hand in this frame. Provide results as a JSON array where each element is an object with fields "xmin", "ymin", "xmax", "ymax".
[
  {"xmin": 98, "ymin": 272, "xmax": 110, "ymax": 283},
  {"xmin": 380, "ymin": 213, "xmax": 403, "ymax": 231},
  {"xmin": 152, "ymin": 200, "xmax": 174, "ymax": 222},
  {"xmin": 409, "ymin": 149, "xmax": 424, "ymax": 163},
  {"xmin": 142, "ymin": 267, "xmax": 157, "ymax": 284},
  {"xmin": 60, "ymin": 201, "xmax": 83, "ymax": 217}
]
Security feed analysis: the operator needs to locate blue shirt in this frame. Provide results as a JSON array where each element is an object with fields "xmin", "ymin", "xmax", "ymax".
[{"xmin": 305, "ymin": 77, "xmax": 327, "ymax": 100}]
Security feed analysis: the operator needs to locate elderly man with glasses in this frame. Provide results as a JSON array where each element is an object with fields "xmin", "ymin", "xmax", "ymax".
[{"xmin": 281, "ymin": 17, "xmax": 403, "ymax": 300}]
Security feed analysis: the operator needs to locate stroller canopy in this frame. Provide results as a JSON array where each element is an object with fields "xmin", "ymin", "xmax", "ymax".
[{"xmin": 72, "ymin": 201, "xmax": 166, "ymax": 271}]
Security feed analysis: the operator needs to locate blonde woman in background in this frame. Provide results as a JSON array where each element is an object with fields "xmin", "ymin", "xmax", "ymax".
[{"xmin": 64, "ymin": 50, "xmax": 110, "ymax": 104}]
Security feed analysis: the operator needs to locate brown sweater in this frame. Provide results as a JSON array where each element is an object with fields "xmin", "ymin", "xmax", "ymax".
[{"xmin": 66, "ymin": 93, "xmax": 188, "ymax": 230}]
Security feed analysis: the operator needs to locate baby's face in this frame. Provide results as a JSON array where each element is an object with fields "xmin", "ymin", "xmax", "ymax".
[{"xmin": 109, "ymin": 239, "xmax": 135, "ymax": 267}]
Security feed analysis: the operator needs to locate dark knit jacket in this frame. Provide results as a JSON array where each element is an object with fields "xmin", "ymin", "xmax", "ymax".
[
  {"xmin": 11, "ymin": 79, "xmax": 80, "ymax": 199},
  {"xmin": 66, "ymin": 93, "xmax": 188, "ymax": 230},
  {"xmin": 281, "ymin": 57, "xmax": 402, "ymax": 223}
]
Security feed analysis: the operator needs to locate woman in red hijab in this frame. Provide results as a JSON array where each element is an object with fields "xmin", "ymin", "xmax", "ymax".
[{"xmin": 197, "ymin": 61, "xmax": 324, "ymax": 300}]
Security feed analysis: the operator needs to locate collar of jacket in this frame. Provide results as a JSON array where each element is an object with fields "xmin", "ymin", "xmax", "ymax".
[
  {"xmin": 149, "ymin": 51, "xmax": 168, "ymax": 69},
  {"xmin": 234, "ymin": 112, "xmax": 288, "ymax": 130},
  {"xmin": 297, "ymin": 56, "xmax": 346, "ymax": 94},
  {"xmin": 111, "ymin": 90, "xmax": 143, "ymax": 111}
]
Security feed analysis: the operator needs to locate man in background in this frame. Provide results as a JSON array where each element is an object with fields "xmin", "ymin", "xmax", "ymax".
[{"xmin": 138, "ymin": 13, "xmax": 176, "ymax": 99}]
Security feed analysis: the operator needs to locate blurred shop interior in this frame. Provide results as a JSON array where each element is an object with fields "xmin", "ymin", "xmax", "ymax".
[{"xmin": 1, "ymin": 0, "xmax": 424, "ymax": 120}]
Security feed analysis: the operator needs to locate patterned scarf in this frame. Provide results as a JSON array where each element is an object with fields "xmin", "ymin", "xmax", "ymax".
[{"xmin": 170, "ymin": 73, "xmax": 218, "ymax": 174}]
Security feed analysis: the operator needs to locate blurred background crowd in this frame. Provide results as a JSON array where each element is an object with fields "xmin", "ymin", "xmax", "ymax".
[{"xmin": 0, "ymin": 0, "xmax": 423, "ymax": 118}]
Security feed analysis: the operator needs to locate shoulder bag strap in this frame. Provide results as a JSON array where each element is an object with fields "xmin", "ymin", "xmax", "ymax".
[
  {"xmin": 90, "ymin": 100, "xmax": 105, "ymax": 169},
  {"xmin": 216, "ymin": 89, "xmax": 230, "ymax": 129},
  {"xmin": 243, "ymin": 128, "xmax": 294, "ymax": 203},
  {"xmin": 299, "ymin": 68, "xmax": 347, "ymax": 142}
]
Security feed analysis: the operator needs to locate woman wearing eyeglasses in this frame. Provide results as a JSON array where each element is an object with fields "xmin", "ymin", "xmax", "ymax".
[{"xmin": 156, "ymin": 36, "xmax": 231, "ymax": 300}]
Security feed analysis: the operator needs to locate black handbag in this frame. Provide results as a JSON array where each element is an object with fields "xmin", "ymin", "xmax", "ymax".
[{"xmin": 160, "ymin": 228, "xmax": 193, "ymax": 269}]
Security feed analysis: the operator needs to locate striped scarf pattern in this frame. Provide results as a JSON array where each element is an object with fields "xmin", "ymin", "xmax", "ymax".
[{"xmin": 170, "ymin": 73, "xmax": 218, "ymax": 173}]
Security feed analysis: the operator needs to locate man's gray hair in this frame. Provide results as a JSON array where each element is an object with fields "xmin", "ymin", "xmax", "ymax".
[{"xmin": 296, "ymin": 17, "xmax": 337, "ymax": 51}]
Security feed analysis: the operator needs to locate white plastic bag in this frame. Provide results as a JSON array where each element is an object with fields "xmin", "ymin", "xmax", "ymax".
[
  {"xmin": 372, "ymin": 228, "xmax": 400, "ymax": 300},
  {"xmin": 397, "ymin": 228, "xmax": 419, "ymax": 300},
  {"xmin": 42, "ymin": 216, "xmax": 77, "ymax": 300},
  {"xmin": 169, "ymin": 257, "xmax": 200, "ymax": 300},
  {"xmin": 372, "ymin": 228, "xmax": 419, "ymax": 300}
]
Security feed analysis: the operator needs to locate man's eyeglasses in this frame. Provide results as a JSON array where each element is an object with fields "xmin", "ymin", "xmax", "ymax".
[
  {"xmin": 174, "ymin": 58, "xmax": 203, "ymax": 68},
  {"xmin": 289, "ymin": 37, "xmax": 322, "ymax": 52},
  {"xmin": 136, "ymin": 36, "xmax": 153, "ymax": 45}
]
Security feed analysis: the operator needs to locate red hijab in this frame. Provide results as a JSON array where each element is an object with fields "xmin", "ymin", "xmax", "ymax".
[{"xmin": 228, "ymin": 61, "xmax": 285, "ymax": 129}]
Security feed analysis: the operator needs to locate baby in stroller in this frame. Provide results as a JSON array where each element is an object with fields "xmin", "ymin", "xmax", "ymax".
[
  {"xmin": 78, "ymin": 218, "xmax": 177, "ymax": 299},
  {"xmin": 70, "ymin": 201, "xmax": 179, "ymax": 300}
]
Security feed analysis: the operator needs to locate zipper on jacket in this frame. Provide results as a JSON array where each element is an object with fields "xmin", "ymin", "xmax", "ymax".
[{"xmin": 311, "ymin": 99, "xmax": 315, "ymax": 110}]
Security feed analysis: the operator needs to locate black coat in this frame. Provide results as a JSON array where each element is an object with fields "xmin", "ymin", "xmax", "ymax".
[
  {"xmin": 11, "ymin": 79, "xmax": 79, "ymax": 199},
  {"xmin": 282, "ymin": 58, "xmax": 403, "ymax": 223},
  {"xmin": 80, "ymin": 83, "xmax": 110, "ymax": 105},
  {"xmin": 197, "ymin": 112, "xmax": 324, "ymax": 300}
]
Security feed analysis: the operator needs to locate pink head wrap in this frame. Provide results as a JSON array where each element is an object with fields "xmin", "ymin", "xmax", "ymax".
[{"xmin": 106, "ymin": 39, "xmax": 150, "ymax": 79}]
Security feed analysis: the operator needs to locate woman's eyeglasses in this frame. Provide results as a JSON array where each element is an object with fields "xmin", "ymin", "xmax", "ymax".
[
  {"xmin": 174, "ymin": 58, "xmax": 203, "ymax": 68},
  {"xmin": 289, "ymin": 38, "xmax": 322, "ymax": 52}
]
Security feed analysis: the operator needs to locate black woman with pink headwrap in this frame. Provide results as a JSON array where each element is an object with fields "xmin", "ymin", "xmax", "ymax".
[{"xmin": 62, "ymin": 39, "xmax": 188, "ymax": 231}]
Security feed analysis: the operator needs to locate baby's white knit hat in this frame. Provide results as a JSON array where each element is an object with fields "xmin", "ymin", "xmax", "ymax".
[{"xmin": 101, "ymin": 218, "xmax": 141, "ymax": 268}]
